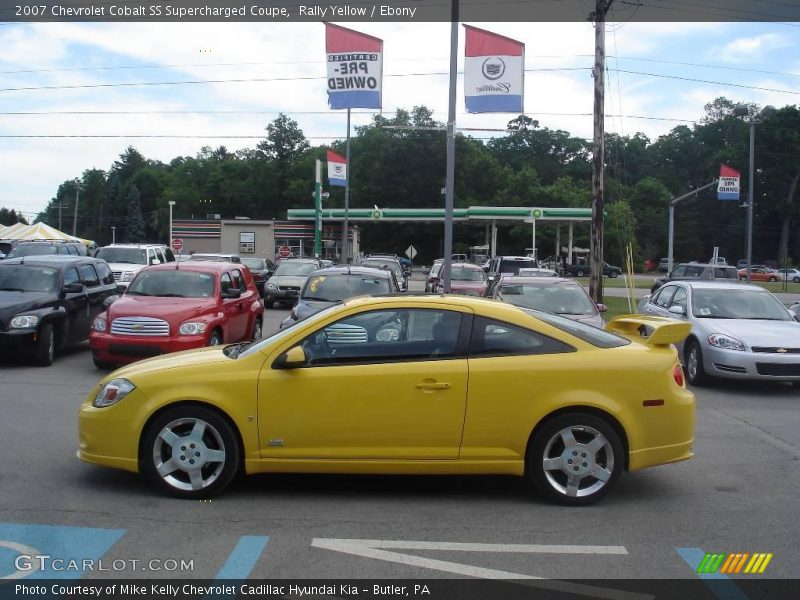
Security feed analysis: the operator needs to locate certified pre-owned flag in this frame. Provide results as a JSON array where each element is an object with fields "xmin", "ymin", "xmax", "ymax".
[
  {"xmin": 717, "ymin": 164, "xmax": 741, "ymax": 201},
  {"xmin": 326, "ymin": 23, "xmax": 383, "ymax": 109},
  {"xmin": 464, "ymin": 25, "xmax": 524, "ymax": 113},
  {"xmin": 327, "ymin": 150, "xmax": 347, "ymax": 187}
]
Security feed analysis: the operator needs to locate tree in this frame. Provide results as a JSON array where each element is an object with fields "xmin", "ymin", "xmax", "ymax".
[{"xmin": 125, "ymin": 185, "xmax": 146, "ymax": 242}]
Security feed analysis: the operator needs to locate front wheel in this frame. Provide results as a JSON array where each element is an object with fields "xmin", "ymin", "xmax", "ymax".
[
  {"xmin": 769, "ymin": 276, "xmax": 777, "ymax": 282},
  {"xmin": 609, "ymin": 271, "xmax": 619, "ymax": 278},
  {"xmin": 34, "ymin": 323, "xmax": 55, "ymax": 366},
  {"xmin": 140, "ymin": 405, "xmax": 240, "ymax": 499},
  {"xmin": 251, "ymin": 318, "xmax": 262, "ymax": 341},
  {"xmin": 528, "ymin": 413, "xmax": 623, "ymax": 506},
  {"xmin": 576, "ymin": 269, "xmax": 585, "ymax": 277},
  {"xmin": 793, "ymin": 277, "xmax": 800, "ymax": 283},
  {"xmin": 685, "ymin": 339, "xmax": 709, "ymax": 386},
  {"xmin": 207, "ymin": 330, "xmax": 222, "ymax": 346}
]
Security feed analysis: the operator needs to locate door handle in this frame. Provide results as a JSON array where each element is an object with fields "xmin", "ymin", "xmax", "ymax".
[{"xmin": 415, "ymin": 382, "xmax": 451, "ymax": 391}]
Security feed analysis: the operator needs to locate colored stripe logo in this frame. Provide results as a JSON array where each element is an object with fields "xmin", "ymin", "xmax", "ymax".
[{"xmin": 697, "ymin": 553, "xmax": 773, "ymax": 574}]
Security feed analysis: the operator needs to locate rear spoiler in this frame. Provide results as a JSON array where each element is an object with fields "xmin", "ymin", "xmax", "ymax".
[{"xmin": 605, "ymin": 315, "xmax": 691, "ymax": 347}]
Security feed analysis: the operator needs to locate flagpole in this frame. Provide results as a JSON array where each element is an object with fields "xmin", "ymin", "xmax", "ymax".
[
  {"xmin": 442, "ymin": 0, "xmax": 458, "ymax": 294},
  {"xmin": 314, "ymin": 159, "xmax": 322, "ymax": 258},
  {"xmin": 342, "ymin": 108, "xmax": 351, "ymax": 264}
]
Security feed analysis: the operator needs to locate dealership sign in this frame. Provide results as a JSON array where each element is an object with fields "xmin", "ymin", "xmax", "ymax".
[
  {"xmin": 326, "ymin": 23, "xmax": 383, "ymax": 110},
  {"xmin": 717, "ymin": 164, "xmax": 741, "ymax": 201},
  {"xmin": 464, "ymin": 25, "xmax": 524, "ymax": 113}
]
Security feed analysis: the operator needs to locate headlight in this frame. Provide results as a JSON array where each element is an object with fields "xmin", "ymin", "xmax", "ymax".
[
  {"xmin": 93, "ymin": 378, "xmax": 136, "ymax": 408},
  {"xmin": 10, "ymin": 315, "xmax": 39, "ymax": 329},
  {"xmin": 179, "ymin": 322, "xmax": 207, "ymax": 335},
  {"xmin": 708, "ymin": 334, "xmax": 746, "ymax": 351},
  {"xmin": 92, "ymin": 317, "xmax": 107, "ymax": 332},
  {"xmin": 121, "ymin": 271, "xmax": 135, "ymax": 282}
]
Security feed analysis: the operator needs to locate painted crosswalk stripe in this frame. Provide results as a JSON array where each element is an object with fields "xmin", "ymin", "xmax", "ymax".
[{"xmin": 214, "ymin": 536, "xmax": 270, "ymax": 579}]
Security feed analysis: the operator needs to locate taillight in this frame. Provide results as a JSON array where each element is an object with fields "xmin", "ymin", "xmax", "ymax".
[{"xmin": 673, "ymin": 364, "xmax": 685, "ymax": 387}]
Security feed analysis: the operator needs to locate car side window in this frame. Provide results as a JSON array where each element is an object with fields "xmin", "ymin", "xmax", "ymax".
[
  {"xmin": 232, "ymin": 269, "xmax": 247, "ymax": 293},
  {"xmin": 94, "ymin": 262, "xmax": 115, "ymax": 286},
  {"xmin": 220, "ymin": 273, "xmax": 232, "ymax": 295},
  {"xmin": 299, "ymin": 309, "xmax": 463, "ymax": 366},
  {"xmin": 670, "ymin": 287, "xmax": 687, "ymax": 312},
  {"xmin": 470, "ymin": 316, "xmax": 574, "ymax": 357},
  {"xmin": 78, "ymin": 264, "xmax": 100, "ymax": 287},
  {"xmin": 655, "ymin": 286, "xmax": 676, "ymax": 308},
  {"xmin": 163, "ymin": 248, "xmax": 176, "ymax": 262},
  {"xmin": 63, "ymin": 268, "xmax": 80, "ymax": 287}
]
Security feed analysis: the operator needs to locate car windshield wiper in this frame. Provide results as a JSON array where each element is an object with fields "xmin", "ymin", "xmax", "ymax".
[
  {"xmin": 126, "ymin": 291, "xmax": 152, "ymax": 296},
  {"xmin": 745, "ymin": 317, "xmax": 786, "ymax": 321},
  {"xmin": 0, "ymin": 287, "xmax": 26, "ymax": 291},
  {"xmin": 153, "ymin": 293, "xmax": 185, "ymax": 297},
  {"xmin": 304, "ymin": 297, "xmax": 334, "ymax": 302}
]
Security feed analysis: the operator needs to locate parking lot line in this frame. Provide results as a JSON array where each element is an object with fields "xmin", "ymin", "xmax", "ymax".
[{"xmin": 213, "ymin": 535, "xmax": 270, "ymax": 580}]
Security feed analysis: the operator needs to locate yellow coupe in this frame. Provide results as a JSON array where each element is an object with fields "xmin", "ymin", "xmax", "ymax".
[{"xmin": 78, "ymin": 295, "xmax": 694, "ymax": 506}]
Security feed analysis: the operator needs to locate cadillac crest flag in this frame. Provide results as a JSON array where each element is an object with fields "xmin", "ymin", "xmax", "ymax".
[
  {"xmin": 327, "ymin": 150, "xmax": 347, "ymax": 187},
  {"xmin": 717, "ymin": 164, "xmax": 741, "ymax": 201},
  {"xmin": 464, "ymin": 25, "xmax": 524, "ymax": 113},
  {"xmin": 326, "ymin": 23, "xmax": 383, "ymax": 109}
]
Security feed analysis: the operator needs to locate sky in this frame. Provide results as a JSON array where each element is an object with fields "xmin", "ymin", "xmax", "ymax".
[{"xmin": 0, "ymin": 18, "xmax": 799, "ymax": 224}]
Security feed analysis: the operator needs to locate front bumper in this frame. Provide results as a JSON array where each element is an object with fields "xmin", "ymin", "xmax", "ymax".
[
  {"xmin": 704, "ymin": 345, "xmax": 800, "ymax": 381},
  {"xmin": 265, "ymin": 287, "xmax": 300, "ymax": 303},
  {"xmin": 90, "ymin": 331, "xmax": 207, "ymax": 364},
  {"xmin": 0, "ymin": 329, "xmax": 37, "ymax": 353},
  {"xmin": 77, "ymin": 394, "xmax": 141, "ymax": 473}
]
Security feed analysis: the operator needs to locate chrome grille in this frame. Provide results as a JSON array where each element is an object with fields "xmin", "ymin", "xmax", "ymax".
[
  {"xmin": 752, "ymin": 347, "xmax": 800, "ymax": 354},
  {"xmin": 110, "ymin": 316, "xmax": 169, "ymax": 337},
  {"xmin": 325, "ymin": 323, "xmax": 367, "ymax": 344},
  {"xmin": 111, "ymin": 271, "xmax": 122, "ymax": 281},
  {"xmin": 279, "ymin": 285, "xmax": 300, "ymax": 291}
]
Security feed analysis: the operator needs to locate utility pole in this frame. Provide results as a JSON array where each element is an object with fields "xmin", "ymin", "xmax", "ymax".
[
  {"xmin": 72, "ymin": 179, "xmax": 80, "ymax": 237},
  {"xmin": 589, "ymin": 0, "xmax": 614, "ymax": 304},
  {"xmin": 441, "ymin": 0, "xmax": 459, "ymax": 293}
]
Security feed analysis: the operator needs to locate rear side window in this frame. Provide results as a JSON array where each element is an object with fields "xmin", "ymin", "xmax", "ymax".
[
  {"xmin": 717, "ymin": 267, "xmax": 738, "ymax": 279},
  {"xmin": 94, "ymin": 262, "xmax": 115, "ymax": 286},
  {"xmin": 232, "ymin": 269, "xmax": 247, "ymax": 293},
  {"xmin": 78, "ymin": 264, "xmax": 100, "ymax": 287},
  {"xmin": 163, "ymin": 248, "xmax": 176, "ymax": 262},
  {"xmin": 470, "ymin": 316, "xmax": 574, "ymax": 357},
  {"xmin": 63, "ymin": 268, "xmax": 80, "ymax": 286},
  {"xmin": 655, "ymin": 286, "xmax": 677, "ymax": 308}
]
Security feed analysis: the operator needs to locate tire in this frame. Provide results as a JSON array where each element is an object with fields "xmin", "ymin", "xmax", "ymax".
[
  {"xmin": 794, "ymin": 277, "xmax": 800, "ymax": 283},
  {"xmin": 251, "ymin": 318, "xmax": 262, "ymax": 341},
  {"xmin": 34, "ymin": 323, "xmax": 55, "ymax": 366},
  {"xmin": 685, "ymin": 339, "xmax": 710, "ymax": 386},
  {"xmin": 769, "ymin": 277, "xmax": 777, "ymax": 282},
  {"xmin": 140, "ymin": 405, "xmax": 240, "ymax": 499},
  {"xmin": 207, "ymin": 329, "xmax": 222, "ymax": 346},
  {"xmin": 93, "ymin": 358, "xmax": 116, "ymax": 370},
  {"xmin": 576, "ymin": 269, "xmax": 585, "ymax": 277},
  {"xmin": 528, "ymin": 412, "xmax": 623, "ymax": 506},
  {"xmin": 609, "ymin": 271, "xmax": 619, "ymax": 278}
]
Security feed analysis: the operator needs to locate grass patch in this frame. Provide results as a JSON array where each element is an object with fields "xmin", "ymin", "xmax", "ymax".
[{"xmin": 602, "ymin": 296, "xmax": 641, "ymax": 321}]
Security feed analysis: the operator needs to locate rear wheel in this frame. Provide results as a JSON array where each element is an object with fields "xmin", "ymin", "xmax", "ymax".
[
  {"xmin": 609, "ymin": 271, "xmax": 618, "ymax": 278},
  {"xmin": 140, "ymin": 405, "xmax": 240, "ymax": 499},
  {"xmin": 685, "ymin": 339, "xmax": 709, "ymax": 386},
  {"xmin": 34, "ymin": 323, "xmax": 55, "ymax": 366},
  {"xmin": 576, "ymin": 269, "xmax": 585, "ymax": 277},
  {"xmin": 528, "ymin": 413, "xmax": 623, "ymax": 506},
  {"xmin": 769, "ymin": 276, "xmax": 777, "ymax": 282}
]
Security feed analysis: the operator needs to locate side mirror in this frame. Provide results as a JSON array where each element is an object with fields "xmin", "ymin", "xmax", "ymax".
[
  {"xmin": 222, "ymin": 288, "xmax": 242, "ymax": 299},
  {"xmin": 668, "ymin": 305, "xmax": 686, "ymax": 315},
  {"xmin": 150, "ymin": 258, "xmax": 161, "ymax": 265},
  {"xmin": 276, "ymin": 346, "xmax": 307, "ymax": 369},
  {"xmin": 596, "ymin": 303, "xmax": 608, "ymax": 313},
  {"xmin": 116, "ymin": 284, "xmax": 127, "ymax": 294},
  {"xmin": 62, "ymin": 282, "xmax": 83, "ymax": 294},
  {"xmin": 483, "ymin": 266, "xmax": 489, "ymax": 273}
]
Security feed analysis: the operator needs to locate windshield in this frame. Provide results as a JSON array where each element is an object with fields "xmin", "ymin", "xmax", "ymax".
[
  {"xmin": 127, "ymin": 270, "xmax": 215, "ymax": 298},
  {"xmin": 499, "ymin": 283, "xmax": 597, "ymax": 316},
  {"xmin": 302, "ymin": 273, "xmax": 391, "ymax": 302},
  {"xmin": 451, "ymin": 267, "xmax": 485, "ymax": 282},
  {"xmin": 274, "ymin": 261, "xmax": 318, "ymax": 277},
  {"xmin": 7, "ymin": 245, "xmax": 59, "ymax": 258},
  {"xmin": 526, "ymin": 309, "xmax": 629, "ymax": 348},
  {"xmin": 96, "ymin": 247, "xmax": 147, "ymax": 265},
  {"xmin": 0, "ymin": 266, "xmax": 58, "ymax": 292},
  {"xmin": 189, "ymin": 255, "xmax": 230, "ymax": 262},
  {"xmin": 361, "ymin": 260, "xmax": 402, "ymax": 277},
  {"xmin": 241, "ymin": 258, "xmax": 266, "ymax": 270},
  {"xmin": 691, "ymin": 289, "xmax": 791, "ymax": 320}
]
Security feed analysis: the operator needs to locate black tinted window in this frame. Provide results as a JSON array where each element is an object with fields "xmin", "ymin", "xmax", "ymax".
[
  {"xmin": 78, "ymin": 264, "xmax": 100, "ymax": 287},
  {"xmin": 220, "ymin": 273, "xmax": 232, "ymax": 294},
  {"xmin": 470, "ymin": 316, "xmax": 573, "ymax": 357},
  {"xmin": 232, "ymin": 269, "xmax": 247, "ymax": 293},
  {"xmin": 94, "ymin": 262, "xmax": 115, "ymax": 285},
  {"xmin": 62, "ymin": 268, "xmax": 80, "ymax": 286}
]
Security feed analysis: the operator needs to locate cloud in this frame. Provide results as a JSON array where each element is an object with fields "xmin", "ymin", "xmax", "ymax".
[{"xmin": 716, "ymin": 33, "xmax": 793, "ymax": 64}]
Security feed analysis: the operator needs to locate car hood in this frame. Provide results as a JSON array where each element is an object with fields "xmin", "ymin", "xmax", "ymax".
[
  {"xmin": 0, "ymin": 291, "xmax": 56, "ymax": 321},
  {"xmin": 450, "ymin": 281, "xmax": 487, "ymax": 291},
  {"xmin": 296, "ymin": 298, "xmax": 335, "ymax": 320},
  {"xmin": 107, "ymin": 295, "xmax": 216, "ymax": 321},
  {"xmin": 695, "ymin": 318, "xmax": 800, "ymax": 346},
  {"xmin": 269, "ymin": 275, "xmax": 307, "ymax": 287},
  {"xmin": 105, "ymin": 346, "xmax": 231, "ymax": 380},
  {"xmin": 106, "ymin": 262, "xmax": 147, "ymax": 272}
]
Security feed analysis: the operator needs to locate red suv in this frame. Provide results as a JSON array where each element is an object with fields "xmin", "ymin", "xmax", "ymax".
[{"xmin": 89, "ymin": 261, "xmax": 263, "ymax": 368}]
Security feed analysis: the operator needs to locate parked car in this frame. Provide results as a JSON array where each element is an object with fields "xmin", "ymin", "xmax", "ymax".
[
  {"xmin": 280, "ymin": 266, "xmax": 398, "ymax": 329},
  {"xmin": 264, "ymin": 258, "xmax": 321, "ymax": 307},
  {"xmin": 651, "ymin": 263, "xmax": 739, "ymax": 294},
  {"xmin": 5, "ymin": 240, "xmax": 88, "ymax": 259},
  {"xmin": 488, "ymin": 276, "xmax": 606, "ymax": 328},
  {"xmin": 564, "ymin": 261, "xmax": 622, "ymax": 278},
  {"xmin": 360, "ymin": 257, "xmax": 408, "ymax": 292},
  {"xmin": 737, "ymin": 266, "xmax": 783, "ymax": 282},
  {"xmin": 658, "ymin": 258, "xmax": 671, "ymax": 273},
  {"xmin": 0, "ymin": 256, "xmax": 118, "ymax": 365},
  {"xmin": 708, "ymin": 257, "xmax": 728, "ymax": 265},
  {"xmin": 778, "ymin": 268, "xmax": 800, "ymax": 283},
  {"xmin": 188, "ymin": 253, "xmax": 242, "ymax": 264},
  {"xmin": 95, "ymin": 244, "xmax": 176, "ymax": 288},
  {"xmin": 89, "ymin": 261, "xmax": 263, "ymax": 368},
  {"xmin": 240, "ymin": 257, "xmax": 276, "ymax": 296},
  {"xmin": 78, "ymin": 294, "xmax": 694, "ymax": 505},
  {"xmin": 517, "ymin": 267, "xmax": 559, "ymax": 278},
  {"xmin": 368, "ymin": 253, "xmax": 412, "ymax": 269},
  {"xmin": 638, "ymin": 281, "xmax": 800, "ymax": 386},
  {"xmin": 429, "ymin": 262, "xmax": 488, "ymax": 296},
  {"xmin": 485, "ymin": 255, "xmax": 538, "ymax": 278}
]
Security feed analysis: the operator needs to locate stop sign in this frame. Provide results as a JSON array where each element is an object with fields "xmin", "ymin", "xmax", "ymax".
[
  {"xmin": 278, "ymin": 245, "xmax": 291, "ymax": 258},
  {"xmin": 171, "ymin": 238, "xmax": 183, "ymax": 251}
]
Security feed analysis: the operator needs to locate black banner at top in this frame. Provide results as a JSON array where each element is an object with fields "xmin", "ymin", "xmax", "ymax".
[{"xmin": 1, "ymin": 0, "xmax": 800, "ymax": 23}]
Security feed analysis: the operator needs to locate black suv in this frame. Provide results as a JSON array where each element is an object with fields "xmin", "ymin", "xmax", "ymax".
[
  {"xmin": 0, "ymin": 256, "xmax": 118, "ymax": 365},
  {"xmin": 650, "ymin": 262, "xmax": 739, "ymax": 294},
  {"xmin": 5, "ymin": 240, "xmax": 88, "ymax": 259}
]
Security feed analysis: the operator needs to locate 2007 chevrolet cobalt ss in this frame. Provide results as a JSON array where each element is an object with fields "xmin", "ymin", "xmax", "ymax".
[{"xmin": 78, "ymin": 295, "xmax": 695, "ymax": 505}]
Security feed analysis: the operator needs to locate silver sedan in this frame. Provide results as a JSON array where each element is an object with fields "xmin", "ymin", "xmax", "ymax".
[{"xmin": 637, "ymin": 281, "xmax": 800, "ymax": 386}]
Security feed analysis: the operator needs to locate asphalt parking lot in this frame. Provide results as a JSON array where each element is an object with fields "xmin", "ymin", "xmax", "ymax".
[{"xmin": 1, "ymin": 278, "xmax": 798, "ymax": 588}]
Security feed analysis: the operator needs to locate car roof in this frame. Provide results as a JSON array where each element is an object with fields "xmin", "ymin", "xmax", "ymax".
[
  {"xmin": 664, "ymin": 280, "xmax": 762, "ymax": 292},
  {"xmin": 0, "ymin": 256, "xmax": 96, "ymax": 268},
  {"xmin": 498, "ymin": 276, "xmax": 578, "ymax": 286},
  {"xmin": 450, "ymin": 262, "xmax": 482, "ymax": 268},
  {"xmin": 100, "ymin": 243, "xmax": 166, "ymax": 248},
  {"xmin": 311, "ymin": 266, "xmax": 392, "ymax": 277},
  {"xmin": 146, "ymin": 261, "xmax": 235, "ymax": 273}
]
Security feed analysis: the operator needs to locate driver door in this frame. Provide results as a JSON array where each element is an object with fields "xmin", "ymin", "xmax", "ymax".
[{"xmin": 258, "ymin": 307, "xmax": 470, "ymax": 460}]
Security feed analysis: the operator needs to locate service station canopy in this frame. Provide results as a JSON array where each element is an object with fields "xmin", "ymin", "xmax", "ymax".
[{"xmin": 287, "ymin": 206, "xmax": 592, "ymax": 222}]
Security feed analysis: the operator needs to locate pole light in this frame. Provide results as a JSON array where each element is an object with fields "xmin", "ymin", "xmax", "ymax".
[
  {"xmin": 733, "ymin": 104, "xmax": 776, "ymax": 282},
  {"xmin": 111, "ymin": 226, "xmax": 116, "ymax": 244},
  {"xmin": 168, "ymin": 201, "xmax": 176, "ymax": 248}
]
